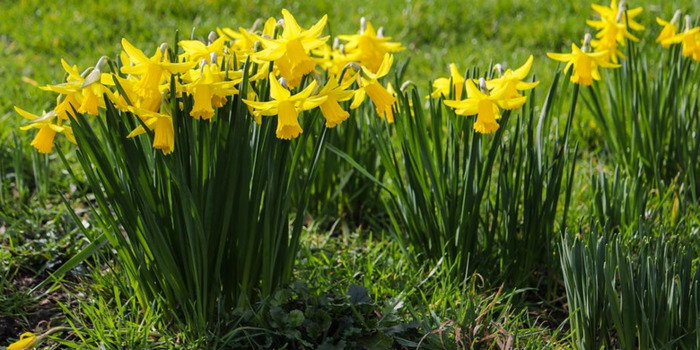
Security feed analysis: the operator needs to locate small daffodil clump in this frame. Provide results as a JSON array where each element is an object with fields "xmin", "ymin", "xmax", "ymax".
[
  {"xmin": 434, "ymin": 56, "xmax": 538, "ymax": 134},
  {"xmin": 548, "ymin": 33, "xmax": 620, "ymax": 86},
  {"xmin": 662, "ymin": 14, "xmax": 700, "ymax": 61},
  {"xmin": 16, "ymin": 10, "xmax": 403, "ymax": 155},
  {"xmin": 586, "ymin": 0, "xmax": 645, "ymax": 63}
]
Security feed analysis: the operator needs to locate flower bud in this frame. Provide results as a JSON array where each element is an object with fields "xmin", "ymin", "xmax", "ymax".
[
  {"xmin": 96, "ymin": 56, "xmax": 108, "ymax": 70},
  {"xmin": 377, "ymin": 27, "xmax": 384, "ymax": 38},
  {"xmin": 494, "ymin": 63, "xmax": 504, "ymax": 77},
  {"xmin": 616, "ymin": 0, "xmax": 626, "ymax": 22},
  {"xmin": 250, "ymin": 18, "xmax": 262, "ymax": 32},
  {"xmin": 478, "ymin": 77, "xmax": 488, "ymax": 94},
  {"xmin": 582, "ymin": 33, "xmax": 592, "ymax": 52},
  {"xmin": 671, "ymin": 9, "xmax": 681, "ymax": 25},
  {"xmin": 81, "ymin": 56, "xmax": 108, "ymax": 88},
  {"xmin": 279, "ymin": 77, "xmax": 289, "ymax": 90},
  {"xmin": 208, "ymin": 31, "xmax": 217, "ymax": 44},
  {"xmin": 360, "ymin": 17, "xmax": 366, "ymax": 34},
  {"xmin": 210, "ymin": 52, "xmax": 217, "ymax": 65}
]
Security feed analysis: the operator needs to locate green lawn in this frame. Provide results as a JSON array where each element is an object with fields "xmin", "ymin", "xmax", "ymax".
[{"xmin": 2, "ymin": 0, "xmax": 700, "ymax": 348}]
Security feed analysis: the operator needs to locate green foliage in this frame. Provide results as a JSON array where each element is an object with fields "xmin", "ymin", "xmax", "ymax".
[
  {"xmin": 337, "ymin": 69, "xmax": 578, "ymax": 283},
  {"xmin": 560, "ymin": 227, "xmax": 700, "ymax": 350},
  {"xmin": 494, "ymin": 74, "xmax": 578, "ymax": 282},
  {"xmin": 55, "ymin": 266, "xmax": 174, "ymax": 350},
  {"xmin": 214, "ymin": 281, "xmax": 413, "ymax": 349},
  {"xmin": 303, "ymin": 113, "xmax": 386, "ymax": 229},
  {"xmin": 584, "ymin": 39, "xmax": 700, "ymax": 203}
]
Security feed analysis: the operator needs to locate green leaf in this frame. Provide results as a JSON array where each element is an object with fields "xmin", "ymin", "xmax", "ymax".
[{"xmin": 347, "ymin": 284, "xmax": 371, "ymax": 304}]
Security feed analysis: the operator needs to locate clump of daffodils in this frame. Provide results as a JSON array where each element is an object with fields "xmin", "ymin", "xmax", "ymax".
[
  {"xmin": 546, "ymin": 0, "xmax": 700, "ymax": 88},
  {"xmin": 659, "ymin": 13, "xmax": 700, "ymax": 61},
  {"xmin": 547, "ymin": 33, "xmax": 620, "ymax": 86},
  {"xmin": 433, "ymin": 56, "xmax": 538, "ymax": 134},
  {"xmin": 15, "ymin": 10, "xmax": 404, "ymax": 155},
  {"xmin": 586, "ymin": 0, "xmax": 645, "ymax": 64}
]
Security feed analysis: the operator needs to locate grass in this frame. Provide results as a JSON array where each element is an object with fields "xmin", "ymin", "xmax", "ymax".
[{"xmin": 2, "ymin": 0, "xmax": 700, "ymax": 348}]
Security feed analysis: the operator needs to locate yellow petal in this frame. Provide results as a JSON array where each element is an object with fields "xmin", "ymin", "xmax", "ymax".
[
  {"xmin": 268, "ymin": 73, "xmax": 292, "ymax": 101},
  {"xmin": 121, "ymin": 38, "xmax": 150, "ymax": 65}
]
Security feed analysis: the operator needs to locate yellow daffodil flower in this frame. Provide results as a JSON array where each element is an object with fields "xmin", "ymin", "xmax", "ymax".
[
  {"xmin": 591, "ymin": 0, "xmax": 644, "ymax": 32},
  {"xmin": 101, "ymin": 73, "xmax": 140, "ymax": 111},
  {"xmin": 6, "ymin": 327, "xmax": 70, "ymax": 350},
  {"xmin": 430, "ymin": 63, "xmax": 464, "ymax": 99},
  {"xmin": 317, "ymin": 75, "xmax": 356, "ymax": 127},
  {"xmin": 7, "ymin": 332, "xmax": 37, "ymax": 350},
  {"xmin": 547, "ymin": 35, "xmax": 619, "ymax": 86},
  {"xmin": 218, "ymin": 17, "xmax": 276, "ymax": 55},
  {"xmin": 15, "ymin": 107, "xmax": 75, "ymax": 154},
  {"xmin": 656, "ymin": 10, "xmax": 682, "ymax": 48},
  {"xmin": 338, "ymin": 18, "xmax": 404, "ymax": 73},
  {"xmin": 120, "ymin": 39, "xmax": 196, "ymax": 110},
  {"xmin": 314, "ymin": 43, "xmax": 358, "ymax": 80},
  {"xmin": 664, "ymin": 16, "xmax": 700, "ymax": 60},
  {"xmin": 243, "ymin": 73, "xmax": 327, "ymax": 139},
  {"xmin": 178, "ymin": 33, "xmax": 226, "ymax": 64},
  {"xmin": 255, "ymin": 10, "xmax": 329, "ymax": 88},
  {"xmin": 351, "ymin": 54, "xmax": 397, "ymax": 123},
  {"xmin": 53, "ymin": 93, "xmax": 82, "ymax": 121},
  {"xmin": 587, "ymin": 0, "xmax": 644, "ymax": 63},
  {"xmin": 486, "ymin": 55, "xmax": 538, "ymax": 108},
  {"xmin": 41, "ymin": 60, "xmax": 82, "ymax": 120},
  {"xmin": 127, "ymin": 106, "xmax": 176, "ymax": 155},
  {"xmin": 444, "ymin": 78, "xmax": 526, "ymax": 134},
  {"xmin": 182, "ymin": 61, "xmax": 240, "ymax": 120},
  {"xmin": 41, "ymin": 58, "xmax": 110, "ymax": 116}
]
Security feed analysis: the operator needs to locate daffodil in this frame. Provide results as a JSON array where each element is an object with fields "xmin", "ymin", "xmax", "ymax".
[
  {"xmin": 547, "ymin": 34, "xmax": 619, "ymax": 86},
  {"xmin": 587, "ymin": 0, "xmax": 644, "ymax": 63},
  {"xmin": 430, "ymin": 63, "xmax": 464, "ymax": 99},
  {"xmin": 255, "ymin": 10, "xmax": 329, "ymax": 88},
  {"xmin": 338, "ymin": 18, "xmax": 404, "ymax": 73},
  {"xmin": 591, "ymin": 0, "xmax": 644, "ymax": 33},
  {"xmin": 656, "ymin": 11, "xmax": 682, "ymax": 48},
  {"xmin": 41, "ymin": 58, "xmax": 110, "ymax": 116},
  {"xmin": 120, "ymin": 39, "xmax": 196, "ymax": 110},
  {"xmin": 218, "ymin": 17, "xmax": 276, "ymax": 54},
  {"xmin": 178, "ymin": 32, "xmax": 226, "ymax": 64},
  {"xmin": 317, "ymin": 75, "xmax": 356, "ymax": 127},
  {"xmin": 101, "ymin": 73, "xmax": 139, "ymax": 111},
  {"xmin": 486, "ymin": 55, "xmax": 538, "ymax": 108},
  {"xmin": 127, "ymin": 106, "xmax": 176, "ymax": 155},
  {"xmin": 664, "ymin": 16, "xmax": 700, "ymax": 60},
  {"xmin": 53, "ymin": 93, "xmax": 82, "ymax": 121},
  {"xmin": 15, "ymin": 107, "xmax": 75, "ymax": 154},
  {"xmin": 78, "ymin": 57, "xmax": 111, "ymax": 115},
  {"xmin": 444, "ymin": 78, "xmax": 526, "ymax": 134},
  {"xmin": 42, "ymin": 60, "xmax": 83, "ymax": 119},
  {"xmin": 243, "ymin": 73, "xmax": 326, "ymax": 139},
  {"xmin": 7, "ymin": 332, "xmax": 37, "ymax": 350},
  {"xmin": 6, "ymin": 327, "xmax": 70, "ymax": 350},
  {"xmin": 351, "ymin": 54, "xmax": 397, "ymax": 123},
  {"xmin": 182, "ymin": 61, "xmax": 240, "ymax": 120}
]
